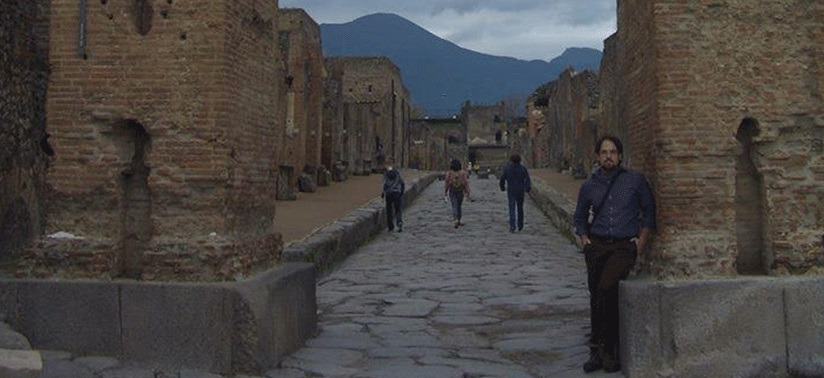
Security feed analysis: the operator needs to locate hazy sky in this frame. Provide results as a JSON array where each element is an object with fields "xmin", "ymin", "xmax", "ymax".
[{"xmin": 277, "ymin": 1, "xmax": 617, "ymax": 62}]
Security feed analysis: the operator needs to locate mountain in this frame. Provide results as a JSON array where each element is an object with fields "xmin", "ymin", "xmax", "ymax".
[{"xmin": 320, "ymin": 13, "xmax": 602, "ymax": 116}]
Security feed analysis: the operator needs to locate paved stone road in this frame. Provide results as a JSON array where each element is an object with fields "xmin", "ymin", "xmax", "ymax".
[{"xmin": 269, "ymin": 176, "xmax": 622, "ymax": 378}]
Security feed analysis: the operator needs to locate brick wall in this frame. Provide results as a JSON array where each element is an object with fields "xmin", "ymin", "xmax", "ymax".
[
  {"xmin": 407, "ymin": 119, "xmax": 463, "ymax": 171},
  {"xmin": 597, "ymin": 33, "xmax": 627, "ymax": 151},
  {"xmin": 34, "ymin": 0, "xmax": 282, "ymax": 281},
  {"xmin": 463, "ymin": 102, "xmax": 505, "ymax": 146},
  {"xmin": 324, "ymin": 57, "xmax": 410, "ymax": 174},
  {"xmin": 0, "ymin": 0, "xmax": 50, "ymax": 259},
  {"xmin": 279, "ymin": 9, "xmax": 323, "ymax": 178},
  {"xmin": 526, "ymin": 86, "xmax": 552, "ymax": 168},
  {"xmin": 536, "ymin": 69, "xmax": 601, "ymax": 173},
  {"xmin": 619, "ymin": 0, "xmax": 824, "ymax": 277},
  {"xmin": 321, "ymin": 59, "xmax": 344, "ymax": 173}
]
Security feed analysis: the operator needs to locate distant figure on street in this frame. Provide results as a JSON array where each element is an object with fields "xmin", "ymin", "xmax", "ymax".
[
  {"xmin": 499, "ymin": 154, "xmax": 531, "ymax": 233},
  {"xmin": 573, "ymin": 135, "xmax": 656, "ymax": 374},
  {"xmin": 445, "ymin": 158, "xmax": 470, "ymax": 228},
  {"xmin": 381, "ymin": 158, "xmax": 405, "ymax": 232}
]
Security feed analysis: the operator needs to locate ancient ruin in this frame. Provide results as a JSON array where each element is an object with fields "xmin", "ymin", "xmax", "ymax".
[
  {"xmin": 323, "ymin": 56, "xmax": 411, "ymax": 175},
  {"xmin": 277, "ymin": 8, "xmax": 325, "ymax": 198},
  {"xmin": 0, "ymin": 1, "xmax": 50, "ymax": 264}
]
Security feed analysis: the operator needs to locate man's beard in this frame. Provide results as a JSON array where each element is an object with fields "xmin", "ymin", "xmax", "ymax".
[{"xmin": 601, "ymin": 160, "xmax": 620, "ymax": 172}]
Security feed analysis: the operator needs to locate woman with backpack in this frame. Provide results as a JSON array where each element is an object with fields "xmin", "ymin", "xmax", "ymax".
[{"xmin": 444, "ymin": 158, "xmax": 471, "ymax": 228}]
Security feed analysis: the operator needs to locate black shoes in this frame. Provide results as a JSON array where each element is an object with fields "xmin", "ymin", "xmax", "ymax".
[
  {"xmin": 582, "ymin": 349, "xmax": 602, "ymax": 373},
  {"xmin": 601, "ymin": 351, "xmax": 621, "ymax": 373},
  {"xmin": 397, "ymin": 224, "xmax": 403, "ymax": 232},
  {"xmin": 583, "ymin": 346, "xmax": 621, "ymax": 374}
]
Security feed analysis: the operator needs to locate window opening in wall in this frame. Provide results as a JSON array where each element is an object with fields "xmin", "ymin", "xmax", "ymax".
[
  {"xmin": 117, "ymin": 120, "xmax": 152, "ymax": 279},
  {"xmin": 734, "ymin": 117, "xmax": 766, "ymax": 275},
  {"xmin": 133, "ymin": 0, "xmax": 153, "ymax": 36}
]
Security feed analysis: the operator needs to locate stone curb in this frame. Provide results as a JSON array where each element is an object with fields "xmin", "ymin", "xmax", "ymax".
[
  {"xmin": 527, "ymin": 177, "xmax": 580, "ymax": 248},
  {"xmin": 0, "ymin": 321, "xmax": 41, "ymax": 378},
  {"xmin": 282, "ymin": 172, "xmax": 439, "ymax": 274},
  {"xmin": 0, "ymin": 262, "xmax": 316, "ymax": 376}
]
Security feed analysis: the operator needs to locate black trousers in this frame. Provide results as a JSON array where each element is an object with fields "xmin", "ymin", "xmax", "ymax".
[
  {"xmin": 584, "ymin": 239, "xmax": 637, "ymax": 356},
  {"xmin": 385, "ymin": 192, "xmax": 403, "ymax": 229}
]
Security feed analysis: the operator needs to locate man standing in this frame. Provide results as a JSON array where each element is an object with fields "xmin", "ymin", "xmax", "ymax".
[
  {"xmin": 573, "ymin": 135, "xmax": 656, "ymax": 373},
  {"xmin": 381, "ymin": 158, "xmax": 405, "ymax": 232},
  {"xmin": 499, "ymin": 154, "xmax": 531, "ymax": 233}
]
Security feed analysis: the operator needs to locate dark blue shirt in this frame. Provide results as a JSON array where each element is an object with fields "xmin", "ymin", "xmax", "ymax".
[
  {"xmin": 499, "ymin": 163, "xmax": 531, "ymax": 195},
  {"xmin": 573, "ymin": 167, "xmax": 656, "ymax": 239}
]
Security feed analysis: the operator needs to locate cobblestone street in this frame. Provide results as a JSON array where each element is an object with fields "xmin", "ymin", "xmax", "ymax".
[{"xmin": 270, "ymin": 176, "xmax": 620, "ymax": 378}]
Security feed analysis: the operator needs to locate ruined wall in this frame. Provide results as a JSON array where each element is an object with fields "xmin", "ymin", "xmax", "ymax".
[
  {"xmin": 597, "ymin": 33, "xmax": 628, "ymax": 160},
  {"xmin": 463, "ymin": 102, "xmax": 505, "ymax": 146},
  {"xmin": 321, "ymin": 60, "xmax": 344, "ymax": 174},
  {"xmin": 0, "ymin": 0, "xmax": 51, "ymax": 259},
  {"xmin": 543, "ymin": 69, "xmax": 600, "ymax": 173},
  {"xmin": 619, "ymin": 0, "xmax": 824, "ymax": 277},
  {"xmin": 408, "ymin": 119, "xmax": 463, "ymax": 171},
  {"xmin": 325, "ymin": 57, "xmax": 410, "ymax": 174},
  {"xmin": 526, "ymin": 84, "xmax": 552, "ymax": 168},
  {"xmin": 278, "ymin": 9, "xmax": 323, "ymax": 178},
  {"xmin": 34, "ymin": 0, "xmax": 282, "ymax": 281}
]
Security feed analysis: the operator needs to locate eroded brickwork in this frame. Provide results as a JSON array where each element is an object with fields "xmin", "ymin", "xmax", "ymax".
[
  {"xmin": 324, "ymin": 57, "xmax": 411, "ymax": 174},
  {"xmin": 0, "ymin": 0, "xmax": 51, "ymax": 260},
  {"xmin": 321, "ymin": 60, "xmax": 344, "ymax": 177},
  {"xmin": 31, "ymin": 0, "xmax": 283, "ymax": 281},
  {"xmin": 278, "ymin": 9, "xmax": 323, "ymax": 184},
  {"xmin": 597, "ymin": 34, "xmax": 627, "ymax": 157},
  {"xmin": 527, "ymin": 69, "xmax": 600, "ymax": 174},
  {"xmin": 463, "ymin": 102, "xmax": 505, "ymax": 146},
  {"xmin": 408, "ymin": 118, "xmax": 463, "ymax": 171},
  {"xmin": 618, "ymin": 0, "xmax": 824, "ymax": 277}
]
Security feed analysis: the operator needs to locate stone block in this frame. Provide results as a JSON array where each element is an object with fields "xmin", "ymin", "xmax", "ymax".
[
  {"xmin": 0, "ymin": 349, "xmax": 42, "ymax": 378},
  {"xmin": 277, "ymin": 165, "xmax": 297, "ymax": 201},
  {"xmin": 297, "ymin": 173, "xmax": 317, "ymax": 193},
  {"xmin": 621, "ymin": 278, "xmax": 787, "ymax": 377},
  {"xmin": 785, "ymin": 277, "xmax": 824, "ymax": 376},
  {"xmin": 619, "ymin": 279, "xmax": 662, "ymax": 375},
  {"xmin": 233, "ymin": 263, "xmax": 316, "ymax": 372},
  {"xmin": 316, "ymin": 168, "xmax": 332, "ymax": 187},
  {"xmin": 14, "ymin": 280, "xmax": 120, "ymax": 355},
  {"xmin": 119, "ymin": 282, "xmax": 235, "ymax": 373}
]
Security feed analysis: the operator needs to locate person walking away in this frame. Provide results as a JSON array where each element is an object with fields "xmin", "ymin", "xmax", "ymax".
[
  {"xmin": 573, "ymin": 135, "xmax": 656, "ymax": 373},
  {"xmin": 445, "ymin": 158, "xmax": 470, "ymax": 228},
  {"xmin": 382, "ymin": 159, "xmax": 405, "ymax": 232},
  {"xmin": 499, "ymin": 154, "xmax": 531, "ymax": 233}
]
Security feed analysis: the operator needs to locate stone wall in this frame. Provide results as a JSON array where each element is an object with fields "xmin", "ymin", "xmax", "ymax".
[
  {"xmin": 525, "ymin": 85, "xmax": 552, "ymax": 168},
  {"xmin": 408, "ymin": 118, "xmax": 464, "ymax": 171},
  {"xmin": 278, "ymin": 9, "xmax": 323, "ymax": 185},
  {"xmin": 321, "ymin": 60, "xmax": 344, "ymax": 177},
  {"xmin": 597, "ymin": 33, "xmax": 627, "ymax": 159},
  {"xmin": 619, "ymin": 0, "xmax": 824, "ymax": 277},
  {"xmin": 324, "ymin": 57, "xmax": 411, "ymax": 174},
  {"xmin": 463, "ymin": 102, "xmax": 506, "ymax": 146},
  {"xmin": 541, "ymin": 68, "xmax": 601, "ymax": 174},
  {"xmin": 0, "ymin": 0, "xmax": 50, "ymax": 261},
  {"xmin": 33, "ymin": 0, "xmax": 283, "ymax": 281}
]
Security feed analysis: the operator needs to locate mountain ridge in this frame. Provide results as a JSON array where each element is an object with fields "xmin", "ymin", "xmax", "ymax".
[{"xmin": 320, "ymin": 13, "xmax": 602, "ymax": 116}]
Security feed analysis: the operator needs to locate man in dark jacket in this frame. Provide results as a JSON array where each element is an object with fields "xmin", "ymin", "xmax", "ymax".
[
  {"xmin": 499, "ymin": 154, "xmax": 531, "ymax": 233},
  {"xmin": 381, "ymin": 159, "xmax": 405, "ymax": 232},
  {"xmin": 573, "ymin": 135, "xmax": 656, "ymax": 373}
]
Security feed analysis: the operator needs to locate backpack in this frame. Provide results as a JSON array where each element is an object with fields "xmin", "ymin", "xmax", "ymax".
[{"xmin": 448, "ymin": 171, "xmax": 465, "ymax": 190}]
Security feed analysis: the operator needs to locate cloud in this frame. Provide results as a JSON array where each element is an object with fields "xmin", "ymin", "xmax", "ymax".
[{"xmin": 278, "ymin": 0, "xmax": 616, "ymax": 61}]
